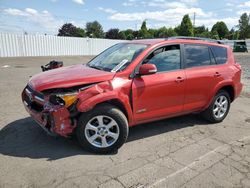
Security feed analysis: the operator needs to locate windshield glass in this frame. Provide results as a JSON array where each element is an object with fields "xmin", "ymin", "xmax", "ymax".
[{"xmin": 87, "ymin": 43, "xmax": 148, "ymax": 72}]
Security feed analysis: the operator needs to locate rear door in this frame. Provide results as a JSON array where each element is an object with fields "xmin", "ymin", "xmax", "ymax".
[
  {"xmin": 183, "ymin": 44, "xmax": 219, "ymax": 112},
  {"xmin": 132, "ymin": 44, "xmax": 186, "ymax": 123}
]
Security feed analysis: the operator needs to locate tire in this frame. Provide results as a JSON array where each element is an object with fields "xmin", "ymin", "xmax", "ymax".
[
  {"xmin": 202, "ymin": 90, "xmax": 231, "ymax": 123},
  {"xmin": 76, "ymin": 104, "xmax": 128, "ymax": 154}
]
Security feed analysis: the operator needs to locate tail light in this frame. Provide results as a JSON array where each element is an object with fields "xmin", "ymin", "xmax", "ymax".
[{"xmin": 235, "ymin": 62, "xmax": 241, "ymax": 70}]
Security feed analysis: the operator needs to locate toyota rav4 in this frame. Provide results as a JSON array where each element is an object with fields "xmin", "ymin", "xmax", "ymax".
[{"xmin": 22, "ymin": 38, "xmax": 243, "ymax": 153}]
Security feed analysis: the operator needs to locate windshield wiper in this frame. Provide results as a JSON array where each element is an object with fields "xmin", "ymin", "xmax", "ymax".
[
  {"xmin": 88, "ymin": 64, "xmax": 104, "ymax": 71},
  {"xmin": 88, "ymin": 64, "xmax": 112, "ymax": 72}
]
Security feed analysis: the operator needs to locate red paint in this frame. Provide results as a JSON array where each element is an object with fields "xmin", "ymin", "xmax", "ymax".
[
  {"xmin": 29, "ymin": 64, "xmax": 115, "ymax": 91},
  {"xmin": 138, "ymin": 64, "xmax": 157, "ymax": 75},
  {"xmin": 22, "ymin": 39, "xmax": 243, "ymax": 137},
  {"xmin": 23, "ymin": 100, "xmax": 74, "ymax": 137}
]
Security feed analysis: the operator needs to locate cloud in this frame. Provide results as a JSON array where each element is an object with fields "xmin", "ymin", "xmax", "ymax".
[
  {"xmin": 4, "ymin": 8, "xmax": 28, "ymax": 16},
  {"xmin": 122, "ymin": 0, "xmax": 140, "ymax": 7},
  {"xmin": 98, "ymin": 7, "xmax": 117, "ymax": 14},
  {"xmin": 70, "ymin": 20, "xmax": 86, "ymax": 28},
  {"xmin": 109, "ymin": 4, "xmax": 238, "ymax": 29},
  {"xmin": 226, "ymin": 2, "xmax": 234, "ymax": 7},
  {"xmin": 180, "ymin": 0, "xmax": 197, "ymax": 3},
  {"xmin": 122, "ymin": 0, "xmax": 197, "ymax": 8},
  {"xmin": 238, "ymin": 1, "xmax": 250, "ymax": 8},
  {"xmin": 195, "ymin": 17, "xmax": 238, "ymax": 29},
  {"xmin": 109, "ymin": 7, "xmax": 213, "ymax": 22},
  {"xmin": 3, "ymin": 8, "xmax": 63, "ymax": 31},
  {"xmin": 147, "ymin": 1, "xmax": 188, "ymax": 9},
  {"xmin": 237, "ymin": 9, "xmax": 250, "ymax": 15},
  {"xmin": 72, "ymin": 0, "xmax": 84, "ymax": 5}
]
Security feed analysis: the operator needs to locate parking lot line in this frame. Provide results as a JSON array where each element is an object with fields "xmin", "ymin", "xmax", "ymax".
[{"xmin": 148, "ymin": 135, "xmax": 250, "ymax": 188}]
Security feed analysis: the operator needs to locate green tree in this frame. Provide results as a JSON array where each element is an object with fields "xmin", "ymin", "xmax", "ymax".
[
  {"xmin": 75, "ymin": 27, "xmax": 86, "ymax": 37},
  {"xmin": 86, "ymin": 21, "xmax": 104, "ymax": 38},
  {"xmin": 194, "ymin": 26, "xmax": 210, "ymax": 38},
  {"xmin": 155, "ymin": 27, "xmax": 168, "ymax": 38},
  {"xmin": 124, "ymin": 29, "xmax": 134, "ymax": 40},
  {"xmin": 211, "ymin": 21, "xmax": 229, "ymax": 39},
  {"xmin": 233, "ymin": 30, "xmax": 240, "ymax": 40},
  {"xmin": 174, "ymin": 25, "xmax": 181, "ymax": 36},
  {"xmin": 210, "ymin": 29, "xmax": 219, "ymax": 40},
  {"xmin": 139, "ymin": 20, "xmax": 151, "ymax": 38},
  {"xmin": 58, "ymin": 23, "xmax": 85, "ymax": 37},
  {"xmin": 228, "ymin": 28, "xmax": 240, "ymax": 40},
  {"xmin": 148, "ymin": 28, "xmax": 157, "ymax": 38},
  {"xmin": 133, "ymin": 30, "xmax": 139, "ymax": 39},
  {"xmin": 118, "ymin": 31, "xmax": 126, "ymax": 39},
  {"xmin": 179, "ymin": 14, "xmax": 194, "ymax": 36},
  {"xmin": 238, "ymin": 13, "xmax": 250, "ymax": 39},
  {"xmin": 105, "ymin": 28, "xmax": 120, "ymax": 39},
  {"xmin": 167, "ymin": 28, "xmax": 177, "ymax": 37},
  {"xmin": 194, "ymin": 25, "xmax": 205, "ymax": 36}
]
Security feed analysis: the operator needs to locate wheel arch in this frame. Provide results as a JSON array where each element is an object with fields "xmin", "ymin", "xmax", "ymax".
[
  {"xmin": 96, "ymin": 99, "xmax": 129, "ymax": 121},
  {"xmin": 77, "ymin": 95, "xmax": 134, "ymax": 124},
  {"xmin": 218, "ymin": 85, "xmax": 235, "ymax": 102},
  {"xmin": 204, "ymin": 83, "xmax": 235, "ymax": 111}
]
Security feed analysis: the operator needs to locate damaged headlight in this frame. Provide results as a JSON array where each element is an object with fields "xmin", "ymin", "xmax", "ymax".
[
  {"xmin": 57, "ymin": 93, "xmax": 78, "ymax": 108},
  {"xmin": 49, "ymin": 92, "xmax": 78, "ymax": 108},
  {"xmin": 46, "ymin": 84, "xmax": 95, "ymax": 108}
]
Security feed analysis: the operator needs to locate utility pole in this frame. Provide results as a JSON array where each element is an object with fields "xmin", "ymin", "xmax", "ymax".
[{"xmin": 193, "ymin": 12, "xmax": 196, "ymax": 36}]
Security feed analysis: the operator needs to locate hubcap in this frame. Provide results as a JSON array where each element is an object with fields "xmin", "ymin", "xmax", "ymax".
[
  {"xmin": 213, "ymin": 95, "xmax": 228, "ymax": 119},
  {"xmin": 84, "ymin": 115, "xmax": 120, "ymax": 148}
]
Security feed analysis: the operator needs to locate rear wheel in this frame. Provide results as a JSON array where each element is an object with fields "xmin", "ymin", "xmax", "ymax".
[
  {"xmin": 76, "ymin": 104, "xmax": 128, "ymax": 154},
  {"xmin": 202, "ymin": 90, "xmax": 231, "ymax": 123}
]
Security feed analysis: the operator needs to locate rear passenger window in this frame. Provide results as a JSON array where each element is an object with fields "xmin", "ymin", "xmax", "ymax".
[
  {"xmin": 209, "ymin": 48, "xmax": 216, "ymax": 65},
  {"xmin": 211, "ymin": 46, "xmax": 227, "ymax": 64},
  {"xmin": 184, "ymin": 45, "xmax": 211, "ymax": 68}
]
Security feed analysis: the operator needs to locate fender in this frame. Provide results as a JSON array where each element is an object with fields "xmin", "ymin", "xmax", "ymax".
[
  {"xmin": 76, "ymin": 81, "xmax": 134, "ymax": 124},
  {"xmin": 204, "ymin": 79, "xmax": 234, "ymax": 110}
]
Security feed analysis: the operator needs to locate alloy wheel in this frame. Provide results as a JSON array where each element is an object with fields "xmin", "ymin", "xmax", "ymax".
[
  {"xmin": 213, "ymin": 95, "xmax": 228, "ymax": 119},
  {"xmin": 84, "ymin": 115, "xmax": 120, "ymax": 148}
]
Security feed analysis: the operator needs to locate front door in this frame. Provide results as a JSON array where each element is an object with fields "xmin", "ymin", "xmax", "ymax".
[{"xmin": 132, "ymin": 44, "xmax": 186, "ymax": 123}]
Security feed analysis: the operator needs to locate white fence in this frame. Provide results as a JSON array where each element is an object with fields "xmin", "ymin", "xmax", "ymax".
[
  {"xmin": 1, "ymin": 33, "xmax": 250, "ymax": 57},
  {"xmin": 0, "ymin": 33, "xmax": 125, "ymax": 57}
]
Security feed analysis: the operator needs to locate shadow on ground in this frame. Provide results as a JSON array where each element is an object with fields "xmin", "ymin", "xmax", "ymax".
[{"xmin": 0, "ymin": 115, "xmax": 208, "ymax": 160}]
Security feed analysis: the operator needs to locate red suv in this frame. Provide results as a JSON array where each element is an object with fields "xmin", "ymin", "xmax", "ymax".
[{"xmin": 22, "ymin": 38, "xmax": 243, "ymax": 153}]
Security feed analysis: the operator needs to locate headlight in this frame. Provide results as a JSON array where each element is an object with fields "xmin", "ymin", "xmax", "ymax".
[{"xmin": 58, "ymin": 93, "xmax": 78, "ymax": 108}]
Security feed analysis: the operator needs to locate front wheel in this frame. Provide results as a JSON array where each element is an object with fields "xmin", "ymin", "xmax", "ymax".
[
  {"xmin": 76, "ymin": 104, "xmax": 128, "ymax": 154},
  {"xmin": 202, "ymin": 90, "xmax": 231, "ymax": 123}
]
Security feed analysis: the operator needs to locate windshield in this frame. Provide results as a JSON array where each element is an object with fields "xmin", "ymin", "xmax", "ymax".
[{"xmin": 87, "ymin": 43, "xmax": 148, "ymax": 72}]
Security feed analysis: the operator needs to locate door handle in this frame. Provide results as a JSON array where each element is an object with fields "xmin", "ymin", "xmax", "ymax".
[
  {"xmin": 175, "ymin": 77, "xmax": 184, "ymax": 83},
  {"xmin": 214, "ymin": 72, "xmax": 221, "ymax": 77}
]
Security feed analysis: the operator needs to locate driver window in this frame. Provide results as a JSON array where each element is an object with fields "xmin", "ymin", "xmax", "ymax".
[{"xmin": 143, "ymin": 45, "xmax": 181, "ymax": 72}]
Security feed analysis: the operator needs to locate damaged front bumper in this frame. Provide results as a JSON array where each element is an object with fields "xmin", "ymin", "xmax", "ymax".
[{"xmin": 22, "ymin": 86, "xmax": 76, "ymax": 137}]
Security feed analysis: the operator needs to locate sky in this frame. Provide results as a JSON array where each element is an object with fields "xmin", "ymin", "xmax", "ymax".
[{"xmin": 0, "ymin": 0, "xmax": 250, "ymax": 35}]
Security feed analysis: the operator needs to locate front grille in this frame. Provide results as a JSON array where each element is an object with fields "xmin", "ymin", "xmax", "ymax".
[
  {"xmin": 26, "ymin": 85, "xmax": 44, "ymax": 100},
  {"xmin": 24, "ymin": 85, "xmax": 44, "ymax": 112},
  {"xmin": 30, "ymin": 102, "xmax": 43, "ymax": 112}
]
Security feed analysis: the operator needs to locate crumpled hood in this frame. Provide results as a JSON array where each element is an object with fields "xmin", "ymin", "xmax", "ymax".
[{"xmin": 29, "ymin": 64, "xmax": 115, "ymax": 91}]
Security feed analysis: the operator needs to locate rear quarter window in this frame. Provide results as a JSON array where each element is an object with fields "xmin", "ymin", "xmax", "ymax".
[{"xmin": 210, "ymin": 46, "xmax": 227, "ymax": 64}]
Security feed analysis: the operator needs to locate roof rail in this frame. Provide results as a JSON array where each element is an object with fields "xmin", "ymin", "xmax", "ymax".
[{"xmin": 167, "ymin": 36, "xmax": 223, "ymax": 44}]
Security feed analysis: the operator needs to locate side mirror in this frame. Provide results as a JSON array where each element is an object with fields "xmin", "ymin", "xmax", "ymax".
[{"xmin": 139, "ymin": 64, "xmax": 157, "ymax": 76}]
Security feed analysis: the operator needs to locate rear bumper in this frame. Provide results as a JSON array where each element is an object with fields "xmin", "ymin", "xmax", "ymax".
[
  {"xmin": 235, "ymin": 82, "xmax": 243, "ymax": 98},
  {"xmin": 22, "ymin": 87, "xmax": 76, "ymax": 137}
]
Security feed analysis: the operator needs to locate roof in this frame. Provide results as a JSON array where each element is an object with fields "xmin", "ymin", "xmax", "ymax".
[
  {"xmin": 129, "ymin": 39, "xmax": 165, "ymax": 45},
  {"xmin": 128, "ymin": 37, "xmax": 228, "ymax": 48}
]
